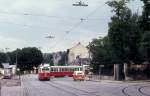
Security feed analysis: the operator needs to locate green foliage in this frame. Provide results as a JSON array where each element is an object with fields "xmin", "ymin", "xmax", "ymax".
[
  {"xmin": 58, "ymin": 51, "xmax": 67, "ymax": 66},
  {"xmin": 17, "ymin": 47, "xmax": 43, "ymax": 71},
  {"xmin": 43, "ymin": 53, "xmax": 54, "ymax": 65},
  {"xmin": 107, "ymin": 0, "xmax": 142, "ymax": 64},
  {"xmin": 0, "ymin": 52, "xmax": 7, "ymax": 63},
  {"xmin": 88, "ymin": 36, "xmax": 112, "ymax": 73},
  {"xmin": 140, "ymin": 0, "xmax": 150, "ymax": 31},
  {"xmin": 7, "ymin": 49, "xmax": 21, "ymax": 65},
  {"xmin": 140, "ymin": 31, "xmax": 150, "ymax": 62},
  {"xmin": 140, "ymin": 0, "xmax": 150, "ymax": 62}
]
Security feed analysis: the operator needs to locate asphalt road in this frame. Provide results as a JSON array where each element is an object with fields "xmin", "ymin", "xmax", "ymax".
[{"xmin": 21, "ymin": 74, "xmax": 150, "ymax": 96}]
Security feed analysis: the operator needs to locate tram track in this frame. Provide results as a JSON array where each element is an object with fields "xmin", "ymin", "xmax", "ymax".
[
  {"xmin": 22, "ymin": 75, "xmax": 46, "ymax": 96},
  {"xmin": 44, "ymin": 81, "xmax": 101, "ymax": 96},
  {"xmin": 21, "ymin": 74, "xmax": 150, "ymax": 96},
  {"xmin": 22, "ymin": 76, "xmax": 30, "ymax": 96},
  {"xmin": 122, "ymin": 84, "xmax": 150, "ymax": 96},
  {"xmin": 138, "ymin": 86, "xmax": 150, "ymax": 96},
  {"xmin": 23, "ymin": 75, "xmax": 83, "ymax": 96}
]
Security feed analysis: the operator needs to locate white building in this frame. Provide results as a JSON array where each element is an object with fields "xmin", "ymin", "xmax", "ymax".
[
  {"xmin": 0, "ymin": 63, "xmax": 16, "ymax": 75},
  {"xmin": 68, "ymin": 42, "xmax": 90, "ymax": 65}
]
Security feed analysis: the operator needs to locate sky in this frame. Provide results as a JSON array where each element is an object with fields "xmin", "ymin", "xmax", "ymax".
[{"xmin": 0, "ymin": 0, "xmax": 143, "ymax": 53}]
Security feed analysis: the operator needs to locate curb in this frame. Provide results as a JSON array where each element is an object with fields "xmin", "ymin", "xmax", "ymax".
[{"xmin": 89, "ymin": 79, "xmax": 150, "ymax": 84}]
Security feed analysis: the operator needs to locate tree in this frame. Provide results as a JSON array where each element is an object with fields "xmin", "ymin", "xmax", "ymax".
[
  {"xmin": 0, "ymin": 52, "xmax": 7, "ymax": 63},
  {"xmin": 140, "ymin": 32, "xmax": 150, "ymax": 62},
  {"xmin": 107, "ymin": 0, "xmax": 140, "ymax": 80},
  {"xmin": 140, "ymin": 0, "xmax": 150, "ymax": 31},
  {"xmin": 88, "ymin": 36, "xmax": 112, "ymax": 73},
  {"xmin": 140, "ymin": 0, "xmax": 150, "ymax": 62},
  {"xmin": 107, "ymin": 0, "xmax": 132, "ymax": 64},
  {"xmin": 18, "ymin": 47, "xmax": 43, "ymax": 71},
  {"xmin": 7, "ymin": 49, "xmax": 21, "ymax": 65},
  {"xmin": 58, "ymin": 51, "xmax": 67, "ymax": 66},
  {"xmin": 43, "ymin": 53, "xmax": 54, "ymax": 66}
]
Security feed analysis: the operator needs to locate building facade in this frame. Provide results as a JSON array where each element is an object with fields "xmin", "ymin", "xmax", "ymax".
[
  {"xmin": 68, "ymin": 42, "xmax": 90, "ymax": 66},
  {"xmin": 52, "ymin": 52, "xmax": 62, "ymax": 66}
]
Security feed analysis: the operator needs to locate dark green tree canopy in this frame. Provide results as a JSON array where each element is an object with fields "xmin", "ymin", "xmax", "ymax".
[
  {"xmin": 17, "ymin": 47, "xmax": 43, "ymax": 71},
  {"xmin": 0, "ymin": 52, "xmax": 7, "ymax": 63},
  {"xmin": 88, "ymin": 36, "xmax": 112, "ymax": 72},
  {"xmin": 43, "ymin": 53, "xmax": 54, "ymax": 65},
  {"xmin": 107, "ymin": 0, "xmax": 142, "ymax": 64},
  {"xmin": 140, "ymin": 0, "xmax": 150, "ymax": 31}
]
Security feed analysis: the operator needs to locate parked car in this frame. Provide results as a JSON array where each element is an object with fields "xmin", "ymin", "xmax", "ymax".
[
  {"xmin": 3, "ymin": 69, "xmax": 12, "ymax": 79},
  {"xmin": 73, "ymin": 71, "xmax": 85, "ymax": 81}
]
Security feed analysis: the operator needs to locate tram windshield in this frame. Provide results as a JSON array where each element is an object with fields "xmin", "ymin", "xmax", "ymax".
[{"xmin": 41, "ymin": 67, "xmax": 49, "ymax": 71}]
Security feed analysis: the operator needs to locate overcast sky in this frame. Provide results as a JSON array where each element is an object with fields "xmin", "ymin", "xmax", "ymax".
[{"xmin": 0, "ymin": 0, "xmax": 143, "ymax": 53}]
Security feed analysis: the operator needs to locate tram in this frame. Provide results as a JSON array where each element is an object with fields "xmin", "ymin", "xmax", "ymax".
[
  {"xmin": 38, "ymin": 65, "xmax": 50, "ymax": 81},
  {"xmin": 38, "ymin": 64, "xmax": 90, "ymax": 80},
  {"xmin": 49, "ymin": 66, "xmax": 82, "ymax": 77}
]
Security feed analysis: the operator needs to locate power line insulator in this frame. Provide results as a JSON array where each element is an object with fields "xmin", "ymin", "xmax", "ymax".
[{"xmin": 72, "ymin": 1, "xmax": 88, "ymax": 7}]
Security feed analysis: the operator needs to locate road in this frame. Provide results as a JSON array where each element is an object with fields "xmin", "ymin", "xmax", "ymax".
[{"xmin": 20, "ymin": 74, "xmax": 150, "ymax": 96}]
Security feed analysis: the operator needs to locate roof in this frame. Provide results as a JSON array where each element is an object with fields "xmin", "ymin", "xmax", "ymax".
[
  {"xmin": 2, "ymin": 63, "xmax": 10, "ymax": 69},
  {"xmin": 69, "ymin": 42, "xmax": 88, "ymax": 51}
]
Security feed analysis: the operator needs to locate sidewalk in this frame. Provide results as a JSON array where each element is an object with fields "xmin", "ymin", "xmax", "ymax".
[
  {"xmin": 1, "ymin": 75, "xmax": 22, "ymax": 96},
  {"xmin": 86, "ymin": 75, "xmax": 150, "ymax": 84},
  {"xmin": 1, "ymin": 86, "xmax": 22, "ymax": 96}
]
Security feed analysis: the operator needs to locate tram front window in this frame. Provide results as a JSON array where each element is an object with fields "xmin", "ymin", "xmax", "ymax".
[{"xmin": 42, "ymin": 67, "xmax": 49, "ymax": 71}]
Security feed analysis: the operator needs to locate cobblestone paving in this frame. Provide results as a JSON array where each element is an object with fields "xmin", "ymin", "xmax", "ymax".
[
  {"xmin": 1, "ymin": 76, "xmax": 21, "ymax": 96},
  {"xmin": 1, "ymin": 74, "xmax": 150, "ymax": 96}
]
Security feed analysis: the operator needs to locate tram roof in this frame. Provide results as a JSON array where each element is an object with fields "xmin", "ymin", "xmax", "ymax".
[{"xmin": 50, "ymin": 66, "xmax": 82, "ymax": 68}]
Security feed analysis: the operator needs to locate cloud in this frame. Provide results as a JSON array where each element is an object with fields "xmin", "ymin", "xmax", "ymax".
[
  {"xmin": 0, "ymin": 35, "xmax": 23, "ymax": 51},
  {"xmin": 0, "ymin": 0, "xmax": 143, "ymax": 53}
]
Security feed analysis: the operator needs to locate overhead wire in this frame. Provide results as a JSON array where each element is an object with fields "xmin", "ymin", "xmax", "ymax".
[
  {"xmin": 0, "ymin": 1, "xmax": 108, "ymax": 52},
  {"xmin": 65, "ymin": 2, "xmax": 106, "ymax": 34},
  {"xmin": 0, "ymin": 11, "xmax": 108, "ymax": 21},
  {"xmin": 0, "ymin": 20, "xmax": 52, "ymax": 30},
  {"xmin": 48, "ymin": 2, "xmax": 107, "ymax": 52},
  {"xmin": 56, "ymin": 1, "xmax": 108, "ymax": 51},
  {"xmin": 0, "ymin": 11, "xmax": 110, "ymax": 31}
]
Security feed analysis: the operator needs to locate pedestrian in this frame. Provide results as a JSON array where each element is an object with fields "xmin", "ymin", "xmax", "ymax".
[{"xmin": 88, "ymin": 72, "xmax": 93, "ymax": 81}]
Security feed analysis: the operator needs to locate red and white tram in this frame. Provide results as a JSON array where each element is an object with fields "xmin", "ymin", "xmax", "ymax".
[
  {"xmin": 38, "ymin": 65, "xmax": 89, "ymax": 80},
  {"xmin": 38, "ymin": 65, "xmax": 50, "ymax": 81},
  {"xmin": 49, "ymin": 66, "xmax": 82, "ymax": 77}
]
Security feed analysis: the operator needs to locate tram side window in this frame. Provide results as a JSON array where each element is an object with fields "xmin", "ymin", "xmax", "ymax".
[
  {"xmin": 68, "ymin": 68, "xmax": 70, "ymax": 72},
  {"xmin": 51, "ymin": 68, "xmax": 53, "ymax": 72},
  {"xmin": 62, "ymin": 68, "xmax": 65, "ymax": 72},
  {"xmin": 59, "ymin": 68, "xmax": 61, "ymax": 72},
  {"xmin": 70, "ymin": 68, "xmax": 74, "ymax": 72},
  {"xmin": 53, "ymin": 68, "xmax": 56, "ymax": 72},
  {"xmin": 64, "ymin": 68, "xmax": 68, "ymax": 71},
  {"xmin": 79, "ymin": 68, "xmax": 82, "ymax": 71},
  {"xmin": 74, "ymin": 68, "xmax": 79, "ymax": 71},
  {"xmin": 55, "ymin": 68, "xmax": 59, "ymax": 72},
  {"xmin": 67, "ymin": 68, "xmax": 69, "ymax": 72},
  {"xmin": 64, "ymin": 68, "xmax": 66, "ymax": 71}
]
